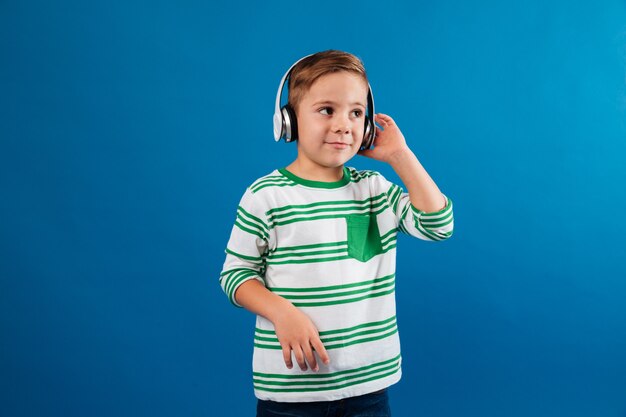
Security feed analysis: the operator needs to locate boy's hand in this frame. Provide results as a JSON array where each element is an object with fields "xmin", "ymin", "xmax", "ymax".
[
  {"xmin": 358, "ymin": 113, "xmax": 411, "ymax": 163},
  {"xmin": 272, "ymin": 304, "xmax": 330, "ymax": 372}
]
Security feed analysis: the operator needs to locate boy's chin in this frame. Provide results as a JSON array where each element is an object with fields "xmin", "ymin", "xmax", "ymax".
[
  {"xmin": 326, "ymin": 153, "xmax": 358, "ymax": 166},
  {"xmin": 322, "ymin": 158, "xmax": 353, "ymax": 168}
]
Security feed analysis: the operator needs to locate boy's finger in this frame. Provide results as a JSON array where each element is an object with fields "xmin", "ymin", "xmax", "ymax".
[
  {"xmin": 302, "ymin": 344, "xmax": 318, "ymax": 372},
  {"xmin": 292, "ymin": 345, "xmax": 308, "ymax": 371},
  {"xmin": 281, "ymin": 345, "xmax": 293, "ymax": 369},
  {"xmin": 311, "ymin": 338, "xmax": 330, "ymax": 365}
]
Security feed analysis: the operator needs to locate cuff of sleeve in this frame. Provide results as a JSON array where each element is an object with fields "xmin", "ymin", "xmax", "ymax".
[
  {"xmin": 223, "ymin": 271, "xmax": 265, "ymax": 308},
  {"xmin": 411, "ymin": 195, "xmax": 453, "ymax": 230}
]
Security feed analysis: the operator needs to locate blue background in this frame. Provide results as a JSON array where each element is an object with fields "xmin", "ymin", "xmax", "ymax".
[{"xmin": 2, "ymin": 1, "xmax": 626, "ymax": 416}]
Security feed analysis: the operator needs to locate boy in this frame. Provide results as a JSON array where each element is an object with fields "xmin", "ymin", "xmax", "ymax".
[{"xmin": 219, "ymin": 50, "xmax": 454, "ymax": 416}]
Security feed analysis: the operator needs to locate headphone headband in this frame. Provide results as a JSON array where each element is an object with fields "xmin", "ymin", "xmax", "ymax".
[{"xmin": 273, "ymin": 55, "xmax": 312, "ymax": 141}]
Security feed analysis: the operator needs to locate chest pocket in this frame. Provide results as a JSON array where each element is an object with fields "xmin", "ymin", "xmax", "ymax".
[{"xmin": 345, "ymin": 214, "xmax": 384, "ymax": 262}]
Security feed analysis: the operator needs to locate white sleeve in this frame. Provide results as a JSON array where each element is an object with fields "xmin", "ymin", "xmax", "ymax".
[
  {"xmin": 219, "ymin": 188, "xmax": 269, "ymax": 307},
  {"xmin": 380, "ymin": 175, "xmax": 454, "ymax": 241}
]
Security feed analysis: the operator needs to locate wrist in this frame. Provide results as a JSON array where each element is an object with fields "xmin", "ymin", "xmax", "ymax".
[
  {"xmin": 387, "ymin": 146, "xmax": 415, "ymax": 167},
  {"xmin": 266, "ymin": 294, "xmax": 297, "ymax": 324}
]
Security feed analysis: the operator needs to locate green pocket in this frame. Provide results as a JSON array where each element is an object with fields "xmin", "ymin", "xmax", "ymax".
[{"xmin": 346, "ymin": 214, "xmax": 384, "ymax": 262}]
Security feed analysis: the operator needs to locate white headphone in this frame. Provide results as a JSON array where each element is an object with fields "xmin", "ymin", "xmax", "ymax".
[{"xmin": 272, "ymin": 54, "xmax": 376, "ymax": 150}]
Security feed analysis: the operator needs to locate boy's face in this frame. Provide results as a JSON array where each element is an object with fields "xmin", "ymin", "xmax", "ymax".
[{"xmin": 294, "ymin": 71, "xmax": 368, "ymax": 175}]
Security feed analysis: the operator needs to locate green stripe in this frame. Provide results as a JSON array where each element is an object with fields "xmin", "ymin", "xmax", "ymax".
[
  {"xmin": 253, "ymin": 354, "xmax": 400, "ymax": 379},
  {"xmin": 225, "ymin": 273, "xmax": 252, "ymax": 300},
  {"xmin": 271, "ymin": 241, "xmax": 348, "ymax": 254},
  {"xmin": 252, "ymin": 355, "xmax": 401, "ymax": 391},
  {"xmin": 421, "ymin": 215, "xmax": 454, "ymax": 227},
  {"xmin": 422, "ymin": 220, "xmax": 453, "ymax": 231},
  {"xmin": 254, "ymin": 316, "xmax": 398, "ymax": 346},
  {"xmin": 267, "ymin": 241, "xmax": 395, "ymax": 265},
  {"xmin": 238, "ymin": 206, "xmax": 269, "ymax": 233},
  {"xmin": 254, "ymin": 362, "xmax": 398, "ymax": 386},
  {"xmin": 417, "ymin": 203, "xmax": 453, "ymax": 222},
  {"xmin": 224, "ymin": 269, "xmax": 257, "ymax": 295},
  {"xmin": 323, "ymin": 324, "xmax": 397, "ymax": 344},
  {"xmin": 270, "ymin": 273, "xmax": 395, "ymax": 293},
  {"xmin": 220, "ymin": 267, "xmax": 254, "ymax": 277},
  {"xmin": 254, "ymin": 367, "xmax": 400, "ymax": 392},
  {"xmin": 267, "ymin": 194, "xmax": 386, "ymax": 216},
  {"xmin": 251, "ymin": 180, "xmax": 293, "ymax": 191},
  {"xmin": 420, "ymin": 205, "xmax": 453, "ymax": 220},
  {"xmin": 254, "ymin": 328, "xmax": 398, "ymax": 351},
  {"xmin": 225, "ymin": 270, "xmax": 258, "ymax": 302},
  {"xmin": 348, "ymin": 169, "xmax": 379, "ymax": 183},
  {"xmin": 387, "ymin": 185, "xmax": 403, "ymax": 213},
  {"xmin": 291, "ymin": 287, "xmax": 395, "ymax": 307},
  {"xmin": 278, "ymin": 167, "xmax": 351, "ymax": 189},
  {"xmin": 267, "ymin": 254, "xmax": 352, "ymax": 265},
  {"xmin": 234, "ymin": 218, "xmax": 266, "ymax": 240},
  {"xmin": 319, "ymin": 315, "xmax": 396, "ymax": 336},
  {"xmin": 268, "ymin": 247, "xmax": 347, "ymax": 261},
  {"xmin": 383, "ymin": 243, "xmax": 397, "ymax": 252},
  {"xmin": 380, "ymin": 229, "xmax": 397, "ymax": 247},
  {"xmin": 253, "ymin": 343, "xmax": 283, "ymax": 350},
  {"xmin": 324, "ymin": 329, "xmax": 398, "ymax": 350},
  {"xmin": 415, "ymin": 222, "xmax": 442, "ymax": 241},
  {"xmin": 253, "ymin": 183, "xmax": 295, "ymax": 193},
  {"xmin": 269, "ymin": 198, "xmax": 387, "ymax": 223},
  {"xmin": 382, "ymin": 237, "xmax": 396, "ymax": 249},
  {"xmin": 251, "ymin": 175, "xmax": 286, "ymax": 184},
  {"xmin": 417, "ymin": 197, "xmax": 453, "ymax": 217},
  {"xmin": 380, "ymin": 228, "xmax": 396, "ymax": 241},
  {"xmin": 225, "ymin": 248, "xmax": 264, "ymax": 263},
  {"xmin": 350, "ymin": 176, "xmax": 378, "ymax": 184},
  {"xmin": 265, "ymin": 275, "xmax": 397, "ymax": 306},
  {"xmin": 266, "ymin": 242, "xmax": 395, "ymax": 265},
  {"xmin": 400, "ymin": 203, "xmax": 411, "ymax": 222},
  {"xmin": 251, "ymin": 176, "xmax": 293, "ymax": 188},
  {"xmin": 270, "ymin": 205, "xmax": 387, "ymax": 228},
  {"xmin": 421, "ymin": 213, "xmax": 454, "ymax": 229},
  {"xmin": 279, "ymin": 280, "xmax": 394, "ymax": 301}
]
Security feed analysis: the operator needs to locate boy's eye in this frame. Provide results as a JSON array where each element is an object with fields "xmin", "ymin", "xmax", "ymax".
[
  {"xmin": 352, "ymin": 110, "xmax": 363, "ymax": 117},
  {"xmin": 319, "ymin": 107, "xmax": 333, "ymax": 115}
]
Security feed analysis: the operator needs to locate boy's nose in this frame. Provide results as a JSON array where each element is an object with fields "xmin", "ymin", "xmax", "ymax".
[{"xmin": 332, "ymin": 117, "xmax": 351, "ymax": 134}]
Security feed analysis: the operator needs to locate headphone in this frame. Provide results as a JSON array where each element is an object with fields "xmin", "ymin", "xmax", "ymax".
[{"xmin": 273, "ymin": 54, "xmax": 377, "ymax": 150}]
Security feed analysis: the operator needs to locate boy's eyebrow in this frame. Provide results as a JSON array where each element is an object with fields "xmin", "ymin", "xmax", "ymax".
[{"xmin": 312, "ymin": 100, "xmax": 366, "ymax": 108}]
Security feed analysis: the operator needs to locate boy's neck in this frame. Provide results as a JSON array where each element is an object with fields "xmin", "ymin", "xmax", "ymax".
[{"xmin": 284, "ymin": 161, "xmax": 345, "ymax": 183}]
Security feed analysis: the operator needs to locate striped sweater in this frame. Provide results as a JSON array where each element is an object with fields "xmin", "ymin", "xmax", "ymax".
[{"xmin": 220, "ymin": 166, "xmax": 454, "ymax": 402}]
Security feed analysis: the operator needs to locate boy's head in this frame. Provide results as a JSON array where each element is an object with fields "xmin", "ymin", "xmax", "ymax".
[
  {"xmin": 287, "ymin": 50, "xmax": 369, "ymax": 113},
  {"xmin": 280, "ymin": 50, "xmax": 374, "ymax": 176}
]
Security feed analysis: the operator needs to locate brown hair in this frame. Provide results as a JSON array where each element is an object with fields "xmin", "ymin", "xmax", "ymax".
[{"xmin": 288, "ymin": 50, "xmax": 368, "ymax": 112}]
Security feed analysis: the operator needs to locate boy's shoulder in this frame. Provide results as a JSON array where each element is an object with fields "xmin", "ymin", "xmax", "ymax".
[
  {"xmin": 247, "ymin": 168, "xmax": 296, "ymax": 194},
  {"xmin": 344, "ymin": 166, "xmax": 383, "ymax": 183},
  {"xmin": 245, "ymin": 166, "xmax": 389, "ymax": 196}
]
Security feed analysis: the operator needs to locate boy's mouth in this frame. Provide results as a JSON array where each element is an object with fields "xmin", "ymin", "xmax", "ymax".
[{"xmin": 325, "ymin": 141, "xmax": 351, "ymax": 150}]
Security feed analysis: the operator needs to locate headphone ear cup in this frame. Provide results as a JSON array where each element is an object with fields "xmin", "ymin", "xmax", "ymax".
[
  {"xmin": 281, "ymin": 105, "xmax": 298, "ymax": 142},
  {"xmin": 362, "ymin": 118, "xmax": 374, "ymax": 149}
]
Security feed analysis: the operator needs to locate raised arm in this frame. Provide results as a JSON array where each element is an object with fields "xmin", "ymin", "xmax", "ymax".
[
  {"xmin": 359, "ymin": 113, "xmax": 446, "ymax": 212},
  {"xmin": 359, "ymin": 113, "xmax": 453, "ymax": 240}
]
